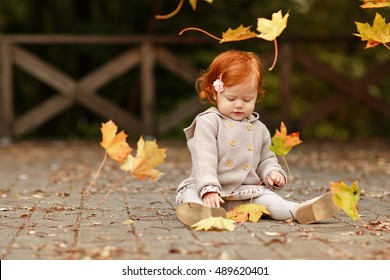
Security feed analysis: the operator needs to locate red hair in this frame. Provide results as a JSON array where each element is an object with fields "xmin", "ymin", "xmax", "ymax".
[{"xmin": 196, "ymin": 50, "xmax": 264, "ymax": 105}]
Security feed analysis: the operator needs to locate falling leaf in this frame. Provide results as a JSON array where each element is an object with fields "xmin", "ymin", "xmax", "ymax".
[
  {"xmin": 256, "ymin": 10, "xmax": 289, "ymax": 70},
  {"xmin": 191, "ymin": 217, "xmax": 236, "ymax": 231},
  {"xmin": 331, "ymin": 180, "xmax": 361, "ymax": 221},
  {"xmin": 270, "ymin": 122, "xmax": 302, "ymax": 156},
  {"xmin": 227, "ymin": 204, "xmax": 270, "ymax": 223},
  {"xmin": 354, "ymin": 13, "xmax": 390, "ymax": 49},
  {"xmin": 220, "ymin": 25, "xmax": 258, "ymax": 43},
  {"xmin": 156, "ymin": 0, "xmax": 213, "ymax": 19},
  {"xmin": 100, "ymin": 120, "xmax": 132, "ymax": 163},
  {"xmin": 256, "ymin": 10, "xmax": 289, "ymax": 42},
  {"xmin": 189, "ymin": 0, "xmax": 214, "ymax": 11},
  {"xmin": 121, "ymin": 136, "xmax": 166, "ymax": 180},
  {"xmin": 360, "ymin": 0, "xmax": 390, "ymax": 9}
]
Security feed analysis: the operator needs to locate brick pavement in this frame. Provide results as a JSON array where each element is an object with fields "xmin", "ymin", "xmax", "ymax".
[{"xmin": 0, "ymin": 140, "xmax": 389, "ymax": 260}]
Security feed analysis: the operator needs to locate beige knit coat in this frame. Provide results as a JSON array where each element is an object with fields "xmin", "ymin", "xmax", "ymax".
[{"xmin": 177, "ymin": 107, "xmax": 287, "ymax": 199}]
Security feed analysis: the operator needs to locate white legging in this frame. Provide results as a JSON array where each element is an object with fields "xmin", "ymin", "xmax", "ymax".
[{"xmin": 177, "ymin": 186, "xmax": 298, "ymax": 221}]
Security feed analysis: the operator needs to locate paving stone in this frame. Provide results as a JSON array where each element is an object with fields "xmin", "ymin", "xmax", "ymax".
[{"xmin": 0, "ymin": 140, "xmax": 389, "ymax": 260}]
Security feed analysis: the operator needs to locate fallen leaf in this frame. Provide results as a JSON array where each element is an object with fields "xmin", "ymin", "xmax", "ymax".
[
  {"xmin": 122, "ymin": 220, "xmax": 134, "ymax": 225},
  {"xmin": 227, "ymin": 204, "xmax": 269, "ymax": 223},
  {"xmin": 56, "ymin": 192, "xmax": 70, "ymax": 198},
  {"xmin": 263, "ymin": 231, "xmax": 286, "ymax": 236},
  {"xmin": 331, "ymin": 180, "xmax": 360, "ymax": 221},
  {"xmin": 256, "ymin": 10, "xmax": 289, "ymax": 42},
  {"xmin": 270, "ymin": 121, "xmax": 302, "ymax": 156},
  {"xmin": 191, "ymin": 217, "xmax": 236, "ymax": 231},
  {"xmin": 97, "ymin": 236, "xmax": 111, "ymax": 241},
  {"xmin": 368, "ymin": 220, "xmax": 390, "ymax": 231},
  {"xmin": 121, "ymin": 136, "xmax": 166, "ymax": 180},
  {"xmin": 100, "ymin": 120, "xmax": 132, "ymax": 163}
]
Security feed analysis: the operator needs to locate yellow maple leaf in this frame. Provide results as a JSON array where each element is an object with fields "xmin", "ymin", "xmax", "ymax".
[
  {"xmin": 100, "ymin": 120, "xmax": 132, "ymax": 163},
  {"xmin": 220, "ymin": 25, "xmax": 258, "ymax": 43},
  {"xmin": 360, "ymin": 0, "xmax": 390, "ymax": 9},
  {"xmin": 189, "ymin": 0, "xmax": 214, "ymax": 11},
  {"xmin": 121, "ymin": 136, "xmax": 166, "ymax": 180},
  {"xmin": 354, "ymin": 13, "xmax": 390, "ymax": 49},
  {"xmin": 256, "ymin": 10, "xmax": 289, "ymax": 41},
  {"xmin": 191, "ymin": 217, "xmax": 236, "ymax": 231},
  {"xmin": 227, "ymin": 204, "xmax": 270, "ymax": 223},
  {"xmin": 331, "ymin": 181, "xmax": 360, "ymax": 221},
  {"xmin": 270, "ymin": 121, "xmax": 302, "ymax": 157}
]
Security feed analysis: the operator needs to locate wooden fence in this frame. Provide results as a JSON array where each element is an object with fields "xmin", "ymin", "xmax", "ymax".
[{"xmin": 0, "ymin": 35, "xmax": 389, "ymax": 143}]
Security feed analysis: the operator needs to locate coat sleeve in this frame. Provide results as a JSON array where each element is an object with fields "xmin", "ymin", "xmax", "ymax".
[{"xmin": 185, "ymin": 114, "xmax": 221, "ymax": 195}]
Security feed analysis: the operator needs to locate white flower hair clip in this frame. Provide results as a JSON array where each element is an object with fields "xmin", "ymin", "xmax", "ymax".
[{"xmin": 213, "ymin": 77, "xmax": 224, "ymax": 93}]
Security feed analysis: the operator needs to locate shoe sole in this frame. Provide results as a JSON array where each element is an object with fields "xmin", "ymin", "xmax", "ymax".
[
  {"xmin": 175, "ymin": 203, "xmax": 227, "ymax": 227},
  {"xmin": 295, "ymin": 192, "xmax": 340, "ymax": 224}
]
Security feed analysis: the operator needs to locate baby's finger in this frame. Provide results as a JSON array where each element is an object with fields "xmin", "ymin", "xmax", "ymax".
[{"xmin": 266, "ymin": 176, "xmax": 274, "ymax": 186}]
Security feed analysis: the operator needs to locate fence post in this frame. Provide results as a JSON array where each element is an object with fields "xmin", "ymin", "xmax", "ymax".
[
  {"xmin": 0, "ymin": 40, "xmax": 13, "ymax": 145},
  {"xmin": 140, "ymin": 42, "xmax": 156, "ymax": 138}
]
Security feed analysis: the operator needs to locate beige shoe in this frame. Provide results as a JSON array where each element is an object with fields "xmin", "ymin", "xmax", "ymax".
[
  {"xmin": 293, "ymin": 191, "xmax": 340, "ymax": 224},
  {"xmin": 175, "ymin": 203, "xmax": 227, "ymax": 227}
]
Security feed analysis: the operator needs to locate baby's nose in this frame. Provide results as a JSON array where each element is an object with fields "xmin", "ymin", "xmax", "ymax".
[{"xmin": 235, "ymin": 100, "xmax": 243, "ymax": 108}]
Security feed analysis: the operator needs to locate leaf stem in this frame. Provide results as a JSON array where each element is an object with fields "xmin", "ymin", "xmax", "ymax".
[
  {"xmin": 100, "ymin": 173, "xmax": 132, "ymax": 205},
  {"xmin": 383, "ymin": 43, "xmax": 390, "ymax": 51},
  {"xmin": 282, "ymin": 155, "xmax": 294, "ymax": 191},
  {"xmin": 155, "ymin": 0, "xmax": 184, "ymax": 20},
  {"xmin": 282, "ymin": 155, "xmax": 292, "ymax": 178},
  {"xmin": 179, "ymin": 27, "xmax": 221, "ymax": 41},
  {"xmin": 83, "ymin": 152, "xmax": 107, "ymax": 195},
  {"xmin": 268, "ymin": 39, "xmax": 278, "ymax": 71}
]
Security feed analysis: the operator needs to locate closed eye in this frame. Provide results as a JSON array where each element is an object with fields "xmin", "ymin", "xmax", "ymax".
[{"xmin": 225, "ymin": 96, "xmax": 235, "ymax": 101}]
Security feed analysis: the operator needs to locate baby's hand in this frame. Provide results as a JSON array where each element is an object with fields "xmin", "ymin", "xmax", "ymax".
[
  {"xmin": 266, "ymin": 172, "xmax": 286, "ymax": 188},
  {"xmin": 202, "ymin": 192, "xmax": 225, "ymax": 208}
]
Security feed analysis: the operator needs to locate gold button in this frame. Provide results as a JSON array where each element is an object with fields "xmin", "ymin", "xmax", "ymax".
[
  {"xmin": 227, "ymin": 122, "xmax": 234, "ymax": 127},
  {"xmin": 230, "ymin": 140, "xmax": 237, "ymax": 146},
  {"xmin": 226, "ymin": 160, "xmax": 233, "ymax": 167},
  {"xmin": 243, "ymin": 163, "xmax": 250, "ymax": 170},
  {"xmin": 247, "ymin": 144, "xmax": 253, "ymax": 151},
  {"xmin": 247, "ymin": 123, "xmax": 253, "ymax": 131}
]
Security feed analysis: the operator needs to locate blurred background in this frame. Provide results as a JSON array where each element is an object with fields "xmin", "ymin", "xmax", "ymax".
[{"xmin": 0, "ymin": 0, "xmax": 389, "ymax": 142}]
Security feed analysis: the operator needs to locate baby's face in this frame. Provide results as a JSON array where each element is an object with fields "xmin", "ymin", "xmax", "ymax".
[{"xmin": 215, "ymin": 75, "xmax": 258, "ymax": 121}]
